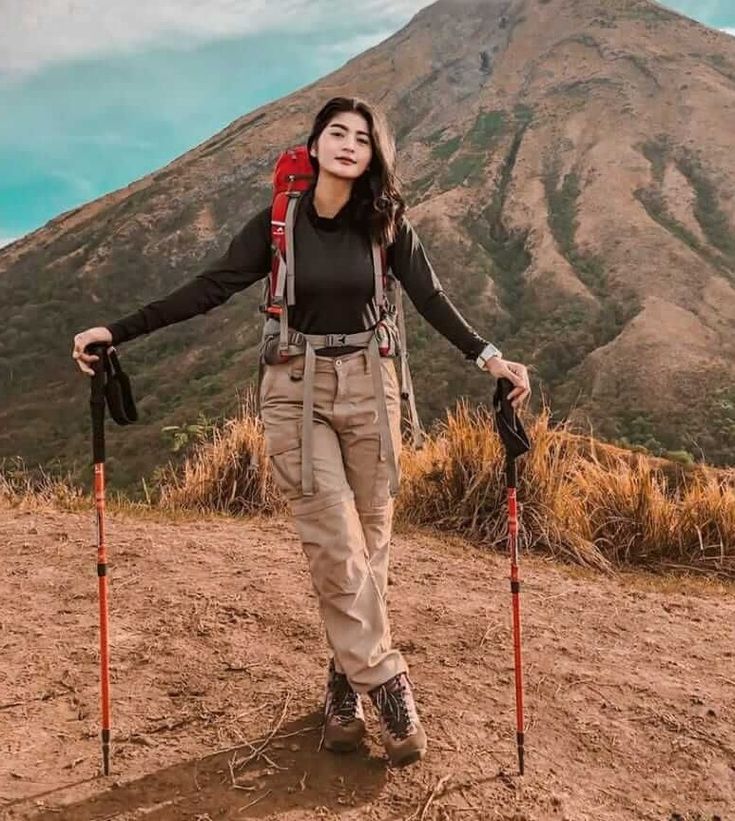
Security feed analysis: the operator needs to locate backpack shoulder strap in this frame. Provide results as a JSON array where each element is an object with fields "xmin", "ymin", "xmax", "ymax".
[
  {"xmin": 266, "ymin": 145, "xmax": 314, "ymax": 316},
  {"xmin": 372, "ymin": 242, "xmax": 386, "ymax": 309},
  {"xmin": 271, "ymin": 192, "xmax": 301, "ymax": 308},
  {"xmin": 371, "ymin": 238, "xmax": 425, "ymax": 450}
]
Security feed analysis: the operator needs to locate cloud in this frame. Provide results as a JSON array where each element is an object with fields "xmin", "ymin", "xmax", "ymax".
[
  {"xmin": 0, "ymin": 0, "xmax": 430, "ymax": 79},
  {"xmin": 46, "ymin": 169, "xmax": 97, "ymax": 197},
  {"xmin": 320, "ymin": 29, "xmax": 399, "ymax": 58}
]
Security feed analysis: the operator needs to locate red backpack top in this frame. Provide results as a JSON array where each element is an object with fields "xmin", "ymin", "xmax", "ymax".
[
  {"xmin": 263, "ymin": 145, "xmax": 388, "ymax": 318},
  {"xmin": 265, "ymin": 146, "xmax": 314, "ymax": 319}
]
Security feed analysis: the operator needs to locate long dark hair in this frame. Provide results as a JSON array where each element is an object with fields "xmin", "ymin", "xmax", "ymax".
[{"xmin": 306, "ymin": 96, "xmax": 405, "ymax": 246}]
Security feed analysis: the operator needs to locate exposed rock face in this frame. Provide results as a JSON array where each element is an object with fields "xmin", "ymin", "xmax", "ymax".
[{"xmin": 2, "ymin": 0, "xmax": 734, "ymax": 488}]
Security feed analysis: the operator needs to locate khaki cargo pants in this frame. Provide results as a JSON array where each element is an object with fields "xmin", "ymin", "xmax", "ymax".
[{"xmin": 259, "ymin": 347, "xmax": 408, "ymax": 693}]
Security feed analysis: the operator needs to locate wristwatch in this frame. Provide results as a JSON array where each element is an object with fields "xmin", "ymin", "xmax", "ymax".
[{"xmin": 476, "ymin": 341, "xmax": 503, "ymax": 370}]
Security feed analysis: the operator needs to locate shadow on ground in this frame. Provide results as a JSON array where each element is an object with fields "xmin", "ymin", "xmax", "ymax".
[{"xmin": 29, "ymin": 709, "xmax": 388, "ymax": 820}]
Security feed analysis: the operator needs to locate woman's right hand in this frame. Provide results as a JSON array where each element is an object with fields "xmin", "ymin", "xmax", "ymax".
[{"xmin": 72, "ymin": 327, "xmax": 113, "ymax": 376}]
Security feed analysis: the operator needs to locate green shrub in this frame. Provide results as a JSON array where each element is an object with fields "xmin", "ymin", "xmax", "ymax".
[
  {"xmin": 663, "ymin": 450, "xmax": 696, "ymax": 465},
  {"xmin": 441, "ymin": 154, "xmax": 484, "ymax": 188},
  {"xmin": 544, "ymin": 161, "xmax": 608, "ymax": 296},
  {"xmin": 467, "ymin": 111, "xmax": 506, "ymax": 148},
  {"xmin": 639, "ymin": 136, "xmax": 669, "ymax": 183},
  {"xmin": 161, "ymin": 411, "xmax": 219, "ymax": 454},
  {"xmin": 677, "ymin": 152, "xmax": 735, "ymax": 260},
  {"xmin": 432, "ymin": 135, "xmax": 462, "ymax": 160}
]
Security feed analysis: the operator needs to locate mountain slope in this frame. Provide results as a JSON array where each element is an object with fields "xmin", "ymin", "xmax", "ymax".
[{"xmin": 2, "ymin": 0, "xmax": 735, "ymax": 491}]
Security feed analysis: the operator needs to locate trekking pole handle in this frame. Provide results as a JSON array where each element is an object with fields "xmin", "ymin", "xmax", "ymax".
[
  {"xmin": 87, "ymin": 344, "xmax": 108, "ymax": 464},
  {"xmin": 85, "ymin": 341, "xmax": 109, "ymax": 360}
]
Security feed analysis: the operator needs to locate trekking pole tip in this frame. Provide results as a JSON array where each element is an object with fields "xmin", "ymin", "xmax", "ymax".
[
  {"xmin": 517, "ymin": 730, "xmax": 525, "ymax": 775},
  {"xmin": 101, "ymin": 729, "xmax": 111, "ymax": 776}
]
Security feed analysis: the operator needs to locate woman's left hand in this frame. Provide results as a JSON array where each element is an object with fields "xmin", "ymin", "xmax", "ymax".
[{"xmin": 484, "ymin": 357, "xmax": 531, "ymax": 411}]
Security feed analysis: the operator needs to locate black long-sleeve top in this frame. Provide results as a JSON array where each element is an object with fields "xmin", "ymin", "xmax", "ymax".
[{"xmin": 105, "ymin": 185, "xmax": 490, "ymax": 360}]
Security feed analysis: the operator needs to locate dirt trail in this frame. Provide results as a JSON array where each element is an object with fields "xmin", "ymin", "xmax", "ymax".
[{"xmin": 0, "ymin": 504, "xmax": 733, "ymax": 820}]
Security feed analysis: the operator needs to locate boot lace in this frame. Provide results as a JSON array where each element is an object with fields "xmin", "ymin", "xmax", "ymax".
[
  {"xmin": 373, "ymin": 674, "xmax": 416, "ymax": 741},
  {"xmin": 327, "ymin": 667, "xmax": 361, "ymax": 725}
]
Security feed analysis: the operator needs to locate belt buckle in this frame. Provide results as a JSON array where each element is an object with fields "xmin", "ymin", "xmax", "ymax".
[
  {"xmin": 325, "ymin": 333, "xmax": 347, "ymax": 346},
  {"xmin": 290, "ymin": 331, "xmax": 305, "ymax": 346}
]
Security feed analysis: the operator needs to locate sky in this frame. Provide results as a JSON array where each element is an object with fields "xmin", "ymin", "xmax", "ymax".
[{"xmin": 0, "ymin": 0, "xmax": 734, "ymax": 248}]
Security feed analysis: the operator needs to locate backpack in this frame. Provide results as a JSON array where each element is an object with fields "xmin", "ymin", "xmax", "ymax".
[
  {"xmin": 251, "ymin": 145, "xmax": 424, "ymax": 493},
  {"xmin": 261, "ymin": 145, "xmax": 395, "ymax": 359}
]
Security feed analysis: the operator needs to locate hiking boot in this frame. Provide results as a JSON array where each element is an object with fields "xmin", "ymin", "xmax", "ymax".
[
  {"xmin": 368, "ymin": 672, "xmax": 427, "ymax": 767},
  {"xmin": 322, "ymin": 658, "xmax": 365, "ymax": 753}
]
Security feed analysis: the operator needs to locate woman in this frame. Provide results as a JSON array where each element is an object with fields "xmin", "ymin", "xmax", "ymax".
[{"xmin": 72, "ymin": 96, "xmax": 531, "ymax": 768}]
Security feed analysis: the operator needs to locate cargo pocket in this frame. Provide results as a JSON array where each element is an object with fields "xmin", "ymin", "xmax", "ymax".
[
  {"xmin": 260, "ymin": 361, "xmax": 293, "ymax": 406},
  {"xmin": 347, "ymin": 431, "xmax": 399, "ymax": 510},
  {"xmin": 264, "ymin": 424, "xmax": 303, "ymax": 501}
]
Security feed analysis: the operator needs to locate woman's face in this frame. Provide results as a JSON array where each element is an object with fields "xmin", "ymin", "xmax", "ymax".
[{"xmin": 310, "ymin": 111, "xmax": 373, "ymax": 181}]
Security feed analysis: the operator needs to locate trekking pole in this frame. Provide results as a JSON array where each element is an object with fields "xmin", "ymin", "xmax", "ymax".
[
  {"xmin": 86, "ymin": 343, "xmax": 137, "ymax": 776},
  {"xmin": 506, "ymin": 446, "xmax": 525, "ymax": 776},
  {"xmin": 492, "ymin": 377, "xmax": 531, "ymax": 776}
]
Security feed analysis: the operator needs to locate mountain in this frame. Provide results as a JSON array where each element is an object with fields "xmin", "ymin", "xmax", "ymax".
[{"xmin": 2, "ymin": 0, "xmax": 735, "ymax": 492}]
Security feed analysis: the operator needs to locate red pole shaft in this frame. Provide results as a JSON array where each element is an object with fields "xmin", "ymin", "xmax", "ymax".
[
  {"xmin": 95, "ymin": 462, "xmax": 111, "ymax": 775},
  {"xmin": 508, "ymin": 485, "xmax": 525, "ymax": 775}
]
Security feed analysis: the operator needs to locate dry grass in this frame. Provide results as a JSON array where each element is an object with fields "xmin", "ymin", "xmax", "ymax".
[
  {"xmin": 0, "ymin": 456, "xmax": 95, "ymax": 513},
  {"xmin": 397, "ymin": 399, "xmax": 734, "ymax": 578},
  {"xmin": 396, "ymin": 399, "xmax": 612, "ymax": 572},
  {"xmin": 153, "ymin": 388, "xmax": 286, "ymax": 518},
  {"xmin": 2, "ymin": 393, "xmax": 733, "ymax": 579}
]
